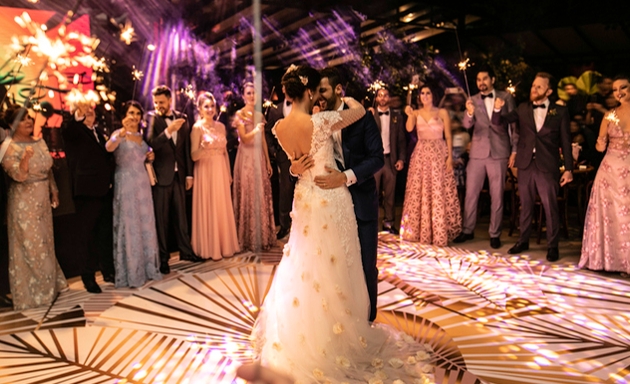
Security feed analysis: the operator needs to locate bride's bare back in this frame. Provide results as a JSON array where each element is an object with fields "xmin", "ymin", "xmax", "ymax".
[{"xmin": 274, "ymin": 112, "xmax": 313, "ymax": 160}]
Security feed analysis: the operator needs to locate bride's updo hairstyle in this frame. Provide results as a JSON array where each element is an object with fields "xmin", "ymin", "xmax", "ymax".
[{"xmin": 281, "ymin": 65, "xmax": 321, "ymax": 101}]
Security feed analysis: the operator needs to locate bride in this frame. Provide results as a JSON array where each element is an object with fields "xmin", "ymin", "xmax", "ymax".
[{"xmin": 251, "ymin": 65, "xmax": 434, "ymax": 384}]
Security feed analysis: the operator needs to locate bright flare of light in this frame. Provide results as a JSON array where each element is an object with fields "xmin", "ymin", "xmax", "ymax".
[
  {"xmin": 368, "ymin": 79, "xmax": 386, "ymax": 94},
  {"xmin": 457, "ymin": 58, "xmax": 470, "ymax": 71},
  {"xmin": 132, "ymin": 66, "xmax": 144, "ymax": 81},
  {"xmin": 14, "ymin": 54, "xmax": 33, "ymax": 66},
  {"xmin": 66, "ymin": 89, "xmax": 100, "ymax": 108},
  {"xmin": 607, "ymin": 110, "xmax": 620, "ymax": 125},
  {"xmin": 262, "ymin": 99, "xmax": 274, "ymax": 109},
  {"xmin": 147, "ymin": 44, "xmax": 156, "ymax": 51},
  {"xmin": 120, "ymin": 21, "xmax": 135, "ymax": 45}
]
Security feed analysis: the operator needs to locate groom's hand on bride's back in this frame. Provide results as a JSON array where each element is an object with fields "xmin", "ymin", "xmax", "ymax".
[
  {"xmin": 290, "ymin": 152, "xmax": 314, "ymax": 177},
  {"xmin": 314, "ymin": 166, "xmax": 347, "ymax": 189}
]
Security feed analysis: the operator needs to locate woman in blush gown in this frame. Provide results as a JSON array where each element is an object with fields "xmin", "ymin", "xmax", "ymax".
[
  {"xmin": 1, "ymin": 106, "xmax": 67, "ymax": 310},
  {"xmin": 232, "ymin": 82, "xmax": 276, "ymax": 252},
  {"xmin": 401, "ymin": 85, "xmax": 462, "ymax": 246},
  {"xmin": 580, "ymin": 74, "xmax": 630, "ymax": 275},
  {"xmin": 191, "ymin": 92, "xmax": 240, "ymax": 260},
  {"xmin": 252, "ymin": 65, "xmax": 434, "ymax": 384},
  {"xmin": 105, "ymin": 101, "xmax": 161, "ymax": 288}
]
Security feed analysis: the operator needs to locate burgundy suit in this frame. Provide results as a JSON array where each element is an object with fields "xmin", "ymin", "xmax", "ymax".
[{"xmin": 492, "ymin": 100, "xmax": 573, "ymax": 247}]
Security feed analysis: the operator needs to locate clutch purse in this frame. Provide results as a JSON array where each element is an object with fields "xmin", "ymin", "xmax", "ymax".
[{"xmin": 145, "ymin": 162, "xmax": 158, "ymax": 186}]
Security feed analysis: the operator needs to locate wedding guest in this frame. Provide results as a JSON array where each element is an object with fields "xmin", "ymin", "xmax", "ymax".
[
  {"xmin": 0, "ymin": 120, "xmax": 11, "ymax": 307},
  {"xmin": 146, "ymin": 85, "xmax": 201, "ymax": 275},
  {"xmin": 1, "ymin": 106, "xmax": 67, "ymax": 310},
  {"xmin": 62, "ymin": 100, "xmax": 115, "ymax": 293},
  {"xmin": 580, "ymin": 74, "xmax": 630, "ymax": 275},
  {"xmin": 493, "ymin": 72, "xmax": 573, "ymax": 262},
  {"xmin": 265, "ymin": 98, "xmax": 295, "ymax": 240},
  {"xmin": 454, "ymin": 68, "xmax": 515, "ymax": 249},
  {"xmin": 191, "ymin": 92, "xmax": 240, "ymax": 260},
  {"xmin": 372, "ymin": 87, "xmax": 406, "ymax": 234},
  {"xmin": 401, "ymin": 84, "xmax": 462, "ymax": 246},
  {"xmin": 232, "ymin": 82, "xmax": 276, "ymax": 251},
  {"xmin": 105, "ymin": 101, "xmax": 161, "ymax": 287}
]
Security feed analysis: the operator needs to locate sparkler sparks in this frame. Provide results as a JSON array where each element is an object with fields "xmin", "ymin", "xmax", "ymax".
[
  {"xmin": 457, "ymin": 58, "xmax": 470, "ymax": 72},
  {"xmin": 120, "ymin": 21, "xmax": 135, "ymax": 45},
  {"xmin": 66, "ymin": 88, "xmax": 100, "ymax": 108},
  {"xmin": 14, "ymin": 54, "xmax": 32, "ymax": 67},
  {"xmin": 368, "ymin": 79, "xmax": 386, "ymax": 94},
  {"xmin": 606, "ymin": 110, "xmax": 620, "ymax": 125},
  {"xmin": 262, "ymin": 99, "xmax": 275, "ymax": 109},
  {"xmin": 131, "ymin": 66, "xmax": 144, "ymax": 81}
]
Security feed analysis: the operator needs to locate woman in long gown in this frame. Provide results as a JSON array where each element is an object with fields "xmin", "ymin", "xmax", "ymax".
[
  {"xmin": 252, "ymin": 65, "xmax": 434, "ymax": 384},
  {"xmin": 401, "ymin": 85, "xmax": 461, "ymax": 246},
  {"xmin": 580, "ymin": 75, "xmax": 630, "ymax": 275},
  {"xmin": 105, "ymin": 101, "xmax": 161, "ymax": 288},
  {"xmin": 191, "ymin": 92, "xmax": 240, "ymax": 260},
  {"xmin": 232, "ymin": 82, "xmax": 276, "ymax": 251},
  {"xmin": 1, "ymin": 106, "xmax": 67, "ymax": 310}
]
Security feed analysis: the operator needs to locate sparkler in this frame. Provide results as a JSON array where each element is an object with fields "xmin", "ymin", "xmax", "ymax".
[
  {"xmin": 131, "ymin": 66, "xmax": 144, "ymax": 100},
  {"xmin": 454, "ymin": 29, "xmax": 472, "ymax": 98},
  {"xmin": 506, "ymin": 80, "xmax": 519, "ymax": 96},
  {"xmin": 119, "ymin": 20, "xmax": 135, "ymax": 45},
  {"xmin": 216, "ymin": 105, "xmax": 227, "ymax": 121}
]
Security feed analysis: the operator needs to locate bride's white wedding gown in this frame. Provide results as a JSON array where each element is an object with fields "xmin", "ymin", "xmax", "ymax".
[{"xmin": 252, "ymin": 111, "xmax": 434, "ymax": 384}]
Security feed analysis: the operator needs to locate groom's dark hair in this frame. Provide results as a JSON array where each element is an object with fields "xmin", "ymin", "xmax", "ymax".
[{"xmin": 320, "ymin": 67, "xmax": 343, "ymax": 90}]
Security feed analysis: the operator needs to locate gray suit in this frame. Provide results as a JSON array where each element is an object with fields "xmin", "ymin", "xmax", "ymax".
[
  {"xmin": 373, "ymin": 108, "xmax": 406, "ymax": 228},
  {"xmin": 461, "ymin": 90, "xmax": 515, "ymax": 237}
]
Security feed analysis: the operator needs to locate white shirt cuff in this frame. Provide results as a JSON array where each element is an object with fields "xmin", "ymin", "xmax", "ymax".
[
  {"xmin": 164, "ymin": 129, "xmax": 172, "ymax": 139},
  {"xmin": 493, "ymin": 108, "xmax": 501, "ymax": 113},
  {"xmin": 186, "ymin": 176, "xmax": 193, "ymax": 180},
  {"xmin": 289, "ymin": 167, "xmax": 300, "ymax": 178},
  {"xmin": 344, "ymin": 169, "xmax": 357, "ymax": 187},
  {"xmin": 466, "ymin": 111, "xmax": 474, "ymax": 118}
]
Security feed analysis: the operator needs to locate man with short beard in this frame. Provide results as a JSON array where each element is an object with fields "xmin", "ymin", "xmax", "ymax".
[
  {"xmin": 455, "ymin": 67, "xmax": 515, "ymax": 249},
  {"xmin": 291, "ymin": 67, "xmax": 384, "ymax": 322},
  {"xmin": 493, "ymin": 72, "xmax": 573, "ymax": 262}
]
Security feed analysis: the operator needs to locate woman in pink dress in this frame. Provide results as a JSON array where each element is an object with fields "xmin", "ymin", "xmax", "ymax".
[
  {"xmin": 191, "ymin": 92, "xmax": 240, "ymax": 260},
  {"xmin": 580, "ymin": 74, "xmax": 630, "ymax": 275},
  {"xmin": 401, "ymin": 85, "xmax": 462, "ymax": 246},
  {"xmin": 232, "ymin": 83, "xmax": 276, "ymax": 251}
]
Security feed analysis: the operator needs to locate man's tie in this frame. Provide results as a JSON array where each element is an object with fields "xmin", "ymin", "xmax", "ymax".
[
  {"xmin": 378, "ymin": 111, "xmax": 389, "ymax": 116},
  {"xmin": 481, "ymin": 93, "xmax": 494, "ymax": 99},
  {"xmin": 532, "ymin": 104, "xmax": 546, "ymax": 109}
]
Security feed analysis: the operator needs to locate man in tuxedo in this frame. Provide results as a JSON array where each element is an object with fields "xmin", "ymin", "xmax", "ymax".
[
  {"xmin": 62, "ymin": 102, "xmax": 115, "ymax": 293},
  {"xmin": 493, "ymin": 72, "xmax": 573, "ymax": 261},
  {"xmin": 146, "ymin": 85, "xmax": 201, "ymax": 275},
  {"xmin": 372, "ymin": 88, "xmax": 406, "ymax": 234},
  {"xmin": 454, "ymin": 67, "xmax": 516, "ymax": 249},
  {"xmin": 293, "ymin": 67, "xmax": 384, "ymax": 322},
  {"xmin": 265, "ymin": 99, "xmax": 295, "ymax": 239}
]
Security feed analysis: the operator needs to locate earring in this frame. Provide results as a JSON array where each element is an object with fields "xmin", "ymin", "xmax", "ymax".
[{"xmin": 309, "ymin": 95, "xmax": 313, "ymax": 100}]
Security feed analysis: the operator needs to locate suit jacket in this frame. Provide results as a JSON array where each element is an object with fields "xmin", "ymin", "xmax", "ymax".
[
  {"xmin": 340, "ymin": 105, "xmax": 384, "ymax": 221},
  {"xmin": 146, "ymin": 110, "xmax": 193, "ymax": 187},
  {"xmin": 492, "ymin": 101, "xmax": 573, "ymax": 174},
  {"xmin": 373, "ymin": 108, "xmax": 406, "ymax": 169},
  {"xmin": 462, "ymin": 90, "xmax": 516, "ymax": 159},
  {"xmin": 265, "ymin": 104, "xmax": 289, "ymax": 164},
  {"xmin": 61, "ymin": 116, "xmax": 114, "ymax": 198}
]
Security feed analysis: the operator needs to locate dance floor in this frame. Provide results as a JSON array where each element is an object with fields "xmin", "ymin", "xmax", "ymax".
[{"xmin": 1, "ymin": 233, "xmax": 628, "ymax": 384}]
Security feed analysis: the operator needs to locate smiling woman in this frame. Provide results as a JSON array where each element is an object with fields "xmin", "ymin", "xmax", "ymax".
[{"xmin": 1, "ymin": 105, "xmax": 67, "ymax": 311}]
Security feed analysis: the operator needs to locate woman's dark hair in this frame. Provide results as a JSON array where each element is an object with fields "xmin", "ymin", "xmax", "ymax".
[
  {"xmin": 418, "ymin": 84, "xmax": 439, "ymax": 107},
  {"xmin": 2, "ymin": 104, "xmax": 31, "ymax": 128},
  {"xmin": 613, "ymin": 73, "xmax": 630, "ymax": 83},
  {"xmin": 121, "ymin": 100, "xmax": 144, "ymax": 119},
  {"xmin": 281, "ymin": 65, "xmax": 321, "ymax": 100}
]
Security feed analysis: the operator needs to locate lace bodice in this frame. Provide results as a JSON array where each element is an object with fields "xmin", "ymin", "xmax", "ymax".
[
  {"xmin": 113, "ymin": 132, "xmax": 149, "ymax": 171},
  {"xmin": 416, "ymin": 114, "xmax": 445, "ymax": 140},
  {"xmin": 605, "ymin": 111, "xmax": 630, "ymax": 153}
]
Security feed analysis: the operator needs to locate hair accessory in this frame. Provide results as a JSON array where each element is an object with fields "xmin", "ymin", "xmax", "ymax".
[
  {"xmin": 286, "ymin": 64, "xmax": 298, "ymax": 73},
  {"xmin": 299, "ymin": 75, "xmax": 308, "ymax": 86}
]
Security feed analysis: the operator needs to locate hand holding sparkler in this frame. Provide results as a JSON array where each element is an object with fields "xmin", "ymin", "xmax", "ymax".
[
  {"xmin": 465, "ymin": 99, "xmax": 475, "ymax": 116},
  {"xmin": 494, "ymin": 97, "xmax": 505, "ymax": 110},
  {"xmin": 166, "ymin": 118, "xmax": 186, "ymax": 135}
]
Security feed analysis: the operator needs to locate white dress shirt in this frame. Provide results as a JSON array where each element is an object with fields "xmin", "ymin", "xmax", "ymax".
[
  {"xmin": 533, "ymin": 99, "xmax": 550, "ymax": 132},
  {"xmin": 333, "ymin": 102, "xmax": 357, "ymax": 186},
  {"xmin": 377, "ymin": 107, "xmax": 390, "ymax": 155}
]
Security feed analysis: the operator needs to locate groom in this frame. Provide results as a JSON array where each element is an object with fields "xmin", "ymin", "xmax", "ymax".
[{"xmin": 292, "ymin": 67, "xmax": 384, "ymax": 322}]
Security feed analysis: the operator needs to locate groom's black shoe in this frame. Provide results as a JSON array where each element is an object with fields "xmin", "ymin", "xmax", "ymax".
[
  {"xmin": 180, "ymin": 253, "xmax": 204, "ymax": 262},
  {"xmin": 490, "ymin": 237, "xmax": 501, "ymax": 249},
  {"xmin": 508, "ymin": 242, "xmax": 529, "ymax": 254},
  {"xmin": 546, "ymin": 247, "xmax": 560, "ymax": 262},
  {"xmin": 453, "ymin": 232, "xmax": 474, "ymax": 243},
  {"xmin": 82, "ymin": 275, "xmax": 102, "ymax": 294},
  {"xmin": 0, "ymin": 294, "xmax": 13, "ymax": 308},
  {"xmin": 159, "ymin": 262, "xmax": 171, "ymax": 275},
  {"xmin": 102, "ymin": 273, "xmax": 115, "ymax": 283},
  {"xmin": 276, "ymin": 227, "xmax": 290, "ymax": 240}
]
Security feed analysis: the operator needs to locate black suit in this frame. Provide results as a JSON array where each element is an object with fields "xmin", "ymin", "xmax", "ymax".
[
  {"xmin": 61, "ymin": 115, "xmax": 115, "ymax": 280},
  {"xmin": 265, "ymin": 103, "xmax": 295, "ymax": 232},
  {"xmin": 373, "ymin": 108, "xmax": 406, "ymax": 228},
  {"xmin": 338, "ymin": 105, "xmax": 384, "ymax": 321},
  {"xmin": 493, "ymin": 101, "xmax": 573, "ymax": 248},
  {"xmin": 146, "ymin": 110, "xmax": 195, "ymax": 262}
]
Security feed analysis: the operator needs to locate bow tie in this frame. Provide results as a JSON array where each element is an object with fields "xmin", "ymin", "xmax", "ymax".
[
  {"xmin": 532, "ymin": 104, "xmax": 546, "ymax": 109},
  {"xmin": 378, "ymin": 111, "xmax": 389, "ymax": 116},
  {"xmin": 481, "ymin": 93, "xmax": 493, "ymax": 99}
]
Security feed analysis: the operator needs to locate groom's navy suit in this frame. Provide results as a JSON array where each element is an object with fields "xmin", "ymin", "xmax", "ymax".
[{"xmin": 339, "ymin": 104, "xmax": 384, "ymax": 322}]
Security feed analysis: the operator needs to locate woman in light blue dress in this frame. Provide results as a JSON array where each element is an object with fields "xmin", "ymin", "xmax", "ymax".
[{"xmin": 105, "ymin": 101, "xmax": 161, "ymax": 288}]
